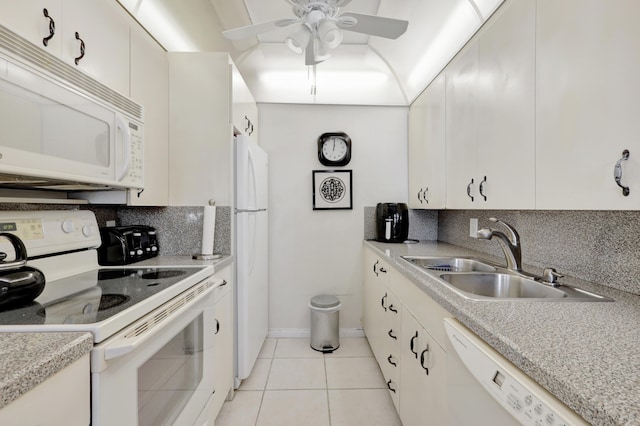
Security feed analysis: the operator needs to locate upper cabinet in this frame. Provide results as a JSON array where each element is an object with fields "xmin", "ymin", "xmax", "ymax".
[
  {"xmin": 446, "ymin": 0, "xmax": 535, "ymax": 209},
  {"xmin": 536, "ymin": 0, "xmax": 640, "ymax": 209},
  {"xmin": 168, "ymin": 52, "xmax": 258, "ymax": 207},
  {"xmin": 408, "ymin": 74, "xmax": 446, "ymax": 209},
  {"xmin": 232, "ymin": 66, "xmax": 259, "ymax": 140},
  {"xmin": 128, "ymin": 24, "xmax": 169, "ymax": 206},
  {"xmin": 0, "ymin": 0, "xmax": 131, "ymax": 95}
]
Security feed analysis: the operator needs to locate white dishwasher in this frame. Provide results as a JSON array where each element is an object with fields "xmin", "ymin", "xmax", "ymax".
[{"xmin": 444, "ymin": 318, "xmax": 589, "ymax": 426}]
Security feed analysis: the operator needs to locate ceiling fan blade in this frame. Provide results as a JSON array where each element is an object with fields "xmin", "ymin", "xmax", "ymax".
[
  {"xmin": 223, "ymin": 19, "xmax": 299, "ymax": 40},
  {"xmin": 337, "ymin": 12, "xmax": 408, "ymax": 39}
]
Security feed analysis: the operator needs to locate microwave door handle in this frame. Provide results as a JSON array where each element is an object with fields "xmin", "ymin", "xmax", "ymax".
[
  {"xmin": 115, "ymin": 114, "xmax": 131, "ymax": 181},
  {"xmin": 102, "ymin": 281, "xmax": 219, "ymax": 361}
]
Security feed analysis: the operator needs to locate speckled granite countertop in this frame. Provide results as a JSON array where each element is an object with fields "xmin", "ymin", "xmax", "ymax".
[
  {"xmin": 365, "ymin": 240, "xmax": 640, "ymax": 426},
  {"xmin": 0, "ymin": 332, "xmax": 92, "ymax": 409},
  {"xmin": 0, "ymin": 255, "xmax": 232, "ymax": 411}
]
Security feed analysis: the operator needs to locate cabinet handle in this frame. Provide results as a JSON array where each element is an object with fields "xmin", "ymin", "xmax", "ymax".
[
  {"xmin": 249, "ymin": 122, "xmax": 254, "ymax": 135},
  {"xmin": 614, "ymin": 149, "xmax": 630, "ymax": 196},
  {"xmin": 214, "ymin": 319, "xmax": 220, "ymax": 334},
  {"xmin": 387, "ymin": 354, "xmax": 397, "ymax": 367},
  {"xmin": 388, "ymin": 304, "xmax": 398, "ymax": 314},
  {"xmin": 479, "ymin": 176, "xmax": 487, "ymax": 201},
  {"xmin": 387, "ymin": 329, "xmax": 397, "ymax": 340},
  {"xmin": 386, "ymin": 380, "xmax": 397, "ymax": 393},
  {"xmin": 42, "ymin": 9, "xmax": 55, "ymax": 47},
  {"xmin": 417, "ymin": 188, "xmax": 423, "ymax": 203},
  {"xmin": 420, "ymin": 346, "xmax": 430, "ymax": 375},
  {"xmin": 410, "ymin": 331, "xmax": 418, "ymax": 359},
  {"xmin": 220, "ymin": 280, "xmax": 227, "ymax": 286},
  {"xmin": 466, "ymin": 178, "xmax": 475, "ymax": 202},
  {"xmin": 424, "ymin": 187, "xmax": 429, "ymax": 204},
  {"xmin": 74, "ymin": 32, "xmax": 85, "ymax": 65},
  {"xmin": 381, "ymin": 293, "xmax": 388, "ymax": 312},
  {"xmin": 373, "ymin": 260, "xmax": 379, "ymax": 276},
  {"xmin": 379, "ymin": 267, "xmax": 387, "ymax": 274}
]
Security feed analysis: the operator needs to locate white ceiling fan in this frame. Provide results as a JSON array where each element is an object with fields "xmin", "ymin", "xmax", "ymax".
[{"xmin": 222, "ymin": 0, "xmax": 409, "ymax": 65}]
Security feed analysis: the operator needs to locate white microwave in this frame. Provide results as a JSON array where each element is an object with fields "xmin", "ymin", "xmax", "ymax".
[{"xmin": 0, "ymin": 27, "xmax": 143, "ymax": 191}]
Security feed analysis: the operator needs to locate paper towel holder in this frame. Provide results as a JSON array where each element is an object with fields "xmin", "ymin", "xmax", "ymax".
[{"xmin": 193, "ymin": 199, "xmax": 223, "ymax": 260}]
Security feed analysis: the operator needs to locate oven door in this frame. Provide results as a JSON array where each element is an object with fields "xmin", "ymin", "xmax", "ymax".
[{"xmin": 91, "ymin": 278, "xmax": 220, "ymax": 426}]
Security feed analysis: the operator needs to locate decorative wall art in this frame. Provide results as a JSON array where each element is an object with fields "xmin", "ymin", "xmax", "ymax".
[{"xmin": 312, "ymin": 170, "xmax": 353, "ymax": 210}]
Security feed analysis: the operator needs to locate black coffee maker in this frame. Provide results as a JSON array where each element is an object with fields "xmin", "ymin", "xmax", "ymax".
[{"xmin": 375, "ymin": 203, "xmax": 409, "ymax": 243}]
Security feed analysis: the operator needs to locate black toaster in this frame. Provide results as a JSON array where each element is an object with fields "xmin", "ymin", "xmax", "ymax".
[{"xmin": 98, "ymin": 226, "xmax": 159, "ymax": 265}]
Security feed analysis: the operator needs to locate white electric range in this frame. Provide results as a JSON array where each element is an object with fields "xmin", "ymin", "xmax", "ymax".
[{"xmin": 0, "ymin": 210, "xmax": 222, "ymax": 426}]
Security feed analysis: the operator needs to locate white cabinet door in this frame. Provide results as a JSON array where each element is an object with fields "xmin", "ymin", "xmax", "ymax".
[
  {"xmin": 446, "ymin": 39, "xmax": 479, "ymax": 209},
  {"xmin": 536, "ymin": 0, "xmax": 640, "ymax": 209},
  {"xmin": 212, "ymin": 282, "xmax": 233, "ymax": 417},
  {"xmin": 476, "ymin": 0, "xmax": 535, "ymax": 209},
  {"xmin": 62, "ymin": 0, "xmax": 130, "ymax": 95},
  {"xmin": 446, "ymin": 0, "xmax": 534, "ymax": 209},
  {"xmin": 408, "ymin": 74, "xmax": 446, "ymax": 209},
  {"xmin": 232, "ymin": 65, "xmax": 258, "ymax": 140},
  {"xmin": 400, "ymin": 309, "xmax": 447, "ymax": 426},
  {"xmin": 128, "ymin": 23, "xmax": 169, "ymax": 206},
  {"xmin": 0, "ymin": 1, "xmax": 63, "ymax": 56}
]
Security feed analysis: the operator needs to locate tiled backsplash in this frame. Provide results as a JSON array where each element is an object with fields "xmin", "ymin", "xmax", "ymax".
[
  {"xmin": 364, "ymin": 206, "xmax": 438, "ymax": 241},
  {"xmin": 117, "ymin": 206, "xmax": 232, "ymax": 256},
  {"xmin": 438, "ymin": 210, "xmax": 640, "ymax": 296}
]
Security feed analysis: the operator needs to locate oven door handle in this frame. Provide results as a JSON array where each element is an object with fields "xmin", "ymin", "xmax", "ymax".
[{"xmin": 102, "ymin": 279, "xmax": 221, "ymax": 361}]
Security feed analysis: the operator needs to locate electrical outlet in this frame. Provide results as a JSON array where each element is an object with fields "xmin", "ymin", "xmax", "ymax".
[
  {"xmin": 469, "ymin": 218, "xmax": 478, "ymax": 238},
  {"xmin": 106, "ymin": 220, "xmax": 116, "ymax": 227}
]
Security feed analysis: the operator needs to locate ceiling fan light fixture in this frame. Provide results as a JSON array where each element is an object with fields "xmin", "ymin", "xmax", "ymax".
[
  {"xmin": 317, "ymin": 20, "xmax": 343, "ymax": 50},
  {"xmin": 285, "ymin": 25, "xmax": 311, "ymax": 54}
]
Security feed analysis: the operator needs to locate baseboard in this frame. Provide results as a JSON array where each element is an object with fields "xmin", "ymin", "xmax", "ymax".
[{"xmin": 267, "ymin": 328, "xmax": 365, "ymax": 339}]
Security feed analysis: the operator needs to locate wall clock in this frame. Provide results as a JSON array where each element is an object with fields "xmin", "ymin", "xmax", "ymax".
[{"xmin": 318, "ymin": 132, "xmax": 352, "ymax": 166}]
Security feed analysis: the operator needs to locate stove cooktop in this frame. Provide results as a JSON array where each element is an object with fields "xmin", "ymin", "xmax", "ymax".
[{"xmin": 0, "ymin": 265, "xmax": 213, "ymax": 341}]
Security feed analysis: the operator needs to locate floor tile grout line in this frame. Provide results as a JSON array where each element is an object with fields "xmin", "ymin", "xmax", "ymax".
[
  {"xmin": 323, "ymin": 352, "xmax": 332, "ymax": 426},
  {"xmin": 254, "ymin": 338, "xmax": 278, "ymax": 426}
]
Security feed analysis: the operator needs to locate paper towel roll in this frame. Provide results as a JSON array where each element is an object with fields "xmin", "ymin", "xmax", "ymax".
[{"xmin": 201, "ymin": 205, "xmax": 216, "ymax": 256}]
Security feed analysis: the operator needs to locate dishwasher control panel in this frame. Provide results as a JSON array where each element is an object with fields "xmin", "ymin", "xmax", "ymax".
[{"xmin": 444, "ymin": 318, "xmax": 589, "ymax": 426}]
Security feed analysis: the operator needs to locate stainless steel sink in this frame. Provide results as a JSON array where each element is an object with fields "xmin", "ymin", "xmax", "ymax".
[
  {"xmin": 401, "ymin": 256, "xmax": 497, "ymax": 273},
  {"xmin": 400, "ymin": 255, "xmax": 613, "ymax": 302},
  {"xmin": 439, "ymin": 273, "xmax": 567, "ymax": 300}
]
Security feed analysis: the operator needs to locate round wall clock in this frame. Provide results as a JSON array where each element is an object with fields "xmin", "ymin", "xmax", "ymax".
[{"xmin": 318, "ymin": 132, "xmax": 352, "ymax": 166}]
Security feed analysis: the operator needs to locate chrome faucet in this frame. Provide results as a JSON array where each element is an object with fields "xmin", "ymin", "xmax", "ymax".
[{"xmin": 477, "ymin": 218, "xmax": 522, "ymax": 272}]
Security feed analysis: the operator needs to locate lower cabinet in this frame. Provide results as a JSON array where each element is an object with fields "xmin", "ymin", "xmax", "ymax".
[
  {"xmin": 0, "ymin": 353, "xmax": 90, "ymax": 426},
  {"xmin": 363, "ymin": 247, "xmax": 450, "ymax": 425},
  {"xmin": 400, "ymin": 308, "xmax": 448, "ymax": 426}
]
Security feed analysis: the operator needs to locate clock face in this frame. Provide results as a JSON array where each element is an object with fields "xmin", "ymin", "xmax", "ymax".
[
  {"xmin": 317, "ymin": 132, "xmax": 351, "ymax": 166},
  {"xmin": 322, "ymin": 137, "xmax": 348, "ymax": 162}
]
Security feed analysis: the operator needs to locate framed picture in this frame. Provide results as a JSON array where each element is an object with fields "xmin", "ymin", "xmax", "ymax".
[{"xmin": 312, "ymin": 170, "xmax": 353, "ymax": 210}]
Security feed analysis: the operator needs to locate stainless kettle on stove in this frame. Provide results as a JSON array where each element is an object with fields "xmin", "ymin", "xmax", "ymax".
[{"xmin": 0, "ymin": 232, "xmax": 45, "ymax": 309}]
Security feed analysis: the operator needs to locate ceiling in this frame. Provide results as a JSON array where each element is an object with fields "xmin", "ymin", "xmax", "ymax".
[{"xmin": 118, "ymin": 0, "xmax": 504, "ymax": 105}]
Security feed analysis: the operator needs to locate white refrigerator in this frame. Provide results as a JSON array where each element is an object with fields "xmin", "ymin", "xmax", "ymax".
[{"xmin": 234, "ymin": 134, "xmax": 269, "ymax": 382}]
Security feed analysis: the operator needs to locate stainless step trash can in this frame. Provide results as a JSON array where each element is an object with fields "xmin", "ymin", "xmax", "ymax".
[{"xmin": 309, "ymin": 295, "xmax": 341, "ymax": 353}]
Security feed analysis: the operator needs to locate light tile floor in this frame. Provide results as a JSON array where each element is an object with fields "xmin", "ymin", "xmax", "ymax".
[{"xmin": 214, "ymin": 337, "xmax": 402, "ymax": 426}]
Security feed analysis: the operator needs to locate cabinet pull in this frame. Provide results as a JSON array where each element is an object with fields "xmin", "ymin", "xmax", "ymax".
[
  {"xmin": 388, "ymin": 304, "xmax": 398, "ymax": 314},
  {"xmin": 214, "ymin": 319, "xmax": 220, "ymax": 334},
  {"xmin": 387, "ymin": 354, "xmax": 397, "ymax": 366},
  {"xmin": 410, "ymin": 331, "xmax": 418, "ymax": 358},
  {"xmin": 387, "ymin": 329, "xmax": 397, "ymax": 340},
  {"xmin": 479, "ymin": 176, "xmax": 487, "ymax": 201},
  {"xmin": 466, "ymin": 178, "xmax": 475, "ymax": 201},
  {"xmin": 379, "ymin": 267, "xmax": 387, "ymax": 274},
  {"xmin": 74, "ymin": 32, "xmax": 85, "ymax": 65},
  {"xmin": 373, "ymin": 260, "xmax": 379, "ymax": 276},
  {"xmin": 417, "ymin": 188, "xmax": 423, "ymax": 204},
  {"xmin": 42, "ymin": 9, "xmax": 55, "ymax": 47},
  {"xmin": 424, "ymin": 187, "xmax": 429, "ymax": 204},
  {"xmin": 614, "ymin": 149, "xmax": 630, "ymax": 196},
  {"xmin": 249, "ymin": 122, "xmax": 254, "ymax": 135},
  {"xmin": 386, "ymin": 380, "xmax": 397, "ymax": 393},
  {"xmin": 220, "ymin": 280, "xmax": 228, "ymax": 287},
  {"xmin": 381, "ymin": 293, "xmax": 388, "ymax": 312},
  {"xmin": 420, "ymin": 346, "xmax": 430, "ymax": 375}
]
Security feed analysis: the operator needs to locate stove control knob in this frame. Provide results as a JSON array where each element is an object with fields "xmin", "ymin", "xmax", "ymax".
[
  {"xmin": 82, "ymin": 224, "xmax": 96, "ymax": 237},
  {"xmin": 136, "ymin": 249, "xmax": 143, "ymax": 256},
  {"xmin": 61, "ymin": 220, "xmax": 74, "ymax": 233}
]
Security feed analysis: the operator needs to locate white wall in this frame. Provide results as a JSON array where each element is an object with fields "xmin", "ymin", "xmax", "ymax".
[{"xmin": 259, "ymin": 103, "xmax": 408, "ymax": 335}]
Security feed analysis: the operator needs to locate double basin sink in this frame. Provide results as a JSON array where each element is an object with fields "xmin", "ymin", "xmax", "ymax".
[{"xmin": 401, "ymin": 256, "xmax": 612, "ymax": 302}]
